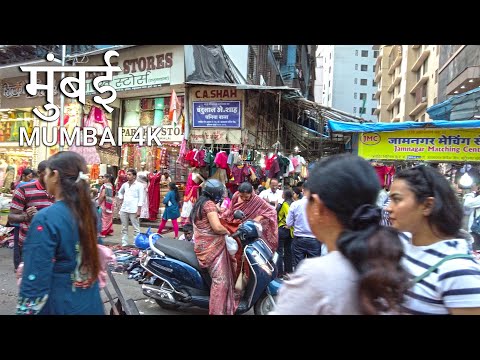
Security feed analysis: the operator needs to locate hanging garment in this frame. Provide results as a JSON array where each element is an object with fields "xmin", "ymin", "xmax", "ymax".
[
  {"xmin": 154, "ymin": 98, "xmax": 165, "ymax": 127},
  {"xmin": 148, "ymin": 172, "xmax": 161, "ymax": 221},
  {"xmin": 123, "ymin": 99, "xmax": 141, "ymax": 127}
]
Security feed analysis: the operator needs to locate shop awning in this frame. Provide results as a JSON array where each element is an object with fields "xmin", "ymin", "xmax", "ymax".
[
  {"xmin": 426, "ymin": 86, "xmax": 480, "ymax": 120},
  {"xmin": 328, "ymin": 119, "xmax": 480, "ymax": 133}
]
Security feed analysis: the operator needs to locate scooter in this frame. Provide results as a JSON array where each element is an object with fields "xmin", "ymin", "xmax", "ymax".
[{"xmin": 140, "ymin": 210, "xmax": 282, "ymax": 315}]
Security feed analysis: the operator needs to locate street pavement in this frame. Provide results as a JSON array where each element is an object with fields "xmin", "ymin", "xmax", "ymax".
[
  {"xmin": 0, "ymin": 221, "xmax": 252, "ymax": 315},
  {"xmin": 0, "ymin": 222, "xmax": 209, "ymax": 315}
]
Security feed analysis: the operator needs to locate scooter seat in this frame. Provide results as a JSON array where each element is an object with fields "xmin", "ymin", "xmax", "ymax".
[{"xmin": 152, "ymin": 238, "xmax": 201, "ymax": 271}]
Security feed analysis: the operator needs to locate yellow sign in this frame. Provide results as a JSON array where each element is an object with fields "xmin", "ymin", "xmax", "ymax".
[{"xmin": 358, "ymin": 128, "xmax": 480, "ymax": 161}]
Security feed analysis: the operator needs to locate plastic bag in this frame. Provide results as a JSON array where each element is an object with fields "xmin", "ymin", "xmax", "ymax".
[{"xmin": 225, "ymin": 235, "xmax": 238, "ymax": 255}]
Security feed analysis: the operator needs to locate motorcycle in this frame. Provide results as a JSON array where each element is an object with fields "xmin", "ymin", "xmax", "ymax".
[{"xmin": 140, "ymin": 210, "xmax": 282, "ymax": 315}]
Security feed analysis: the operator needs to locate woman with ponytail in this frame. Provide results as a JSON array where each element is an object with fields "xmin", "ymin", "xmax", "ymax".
[
  {"xmin": 16, "ymin": 151, "xmax": 104, "ymax": 315},
  {"xmin": 271, "ymin": 154, "xmax": 409, "ymax": 315}
]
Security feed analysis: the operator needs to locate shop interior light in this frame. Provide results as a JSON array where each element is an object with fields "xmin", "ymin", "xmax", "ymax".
[
  {"xmin": 294, "ymin": 146, "xmax": 299, "ymax": 152},
  {"xmin": 459, "ymin": 173, "xmax": 473, "ymax": 188}
]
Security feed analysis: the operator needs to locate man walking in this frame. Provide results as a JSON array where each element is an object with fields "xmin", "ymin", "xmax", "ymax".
[
  {"xmin": 118, "ymin": 169, "xmax": 145, "ymax": 246},
  {"xmin": 8, "ymin": 160, "xmax": 54, "ymax": 270},
  {"xmin": 286, "ymin": 181, "xmax": 322, "ymax": 270},
  {"xmin": 259, "ymin": 178, "xmax": 283, "ymax": 209}
]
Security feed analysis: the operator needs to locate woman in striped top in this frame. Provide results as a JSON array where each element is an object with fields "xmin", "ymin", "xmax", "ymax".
[{"xmin": 387, "ymin": 165, "xmax": 480, "ymax": 315}]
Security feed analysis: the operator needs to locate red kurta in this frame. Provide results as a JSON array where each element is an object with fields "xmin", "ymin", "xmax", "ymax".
[{"xmin": 147, "ymin": 172, "xmax": 161, "ymax": 221}]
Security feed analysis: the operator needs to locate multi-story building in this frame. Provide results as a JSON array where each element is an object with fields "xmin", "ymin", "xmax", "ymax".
[
  {"xmin": 437, "ymin": 45, "xmax": 480, "ymax": 101},
  {"xmin": 374, "ymin": 45, "xmax": 440, "ymax": 122},
  {"xmin": 316, "ymin": 45, "xmax": 378, "ymax": 122}
]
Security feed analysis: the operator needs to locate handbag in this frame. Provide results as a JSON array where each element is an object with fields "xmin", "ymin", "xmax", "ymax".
[
  {"xmin": 471, "ymin": 209, "xmax": 480, "ymax": 236},
  {"xmin": 235, "ymin": 255, "xmax": 247, "ymax": 291}
]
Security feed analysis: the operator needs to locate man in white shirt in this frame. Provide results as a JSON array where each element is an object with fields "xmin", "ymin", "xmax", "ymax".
[
  {"xmin": 259, "ymin": 178, "xmax": 283, "ymax": 209},
  {"xmin": 118, "ymin": 169, "xmax": 145, "ymax": 246},
  {"xmin": 464, "ymin": 183, "xmax": 480, "ymax": 247}
]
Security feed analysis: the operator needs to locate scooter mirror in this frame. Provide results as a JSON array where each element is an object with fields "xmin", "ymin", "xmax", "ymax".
[{"xmin": 233, "ymin": 210, "xmax": 245, "ymax": 220}]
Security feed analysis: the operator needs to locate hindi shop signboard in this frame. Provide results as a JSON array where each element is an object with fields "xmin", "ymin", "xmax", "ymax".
[
  {"xmin": 358, "ymin": 128, "xmax": 480, "ymax": 161},
  {"xmin": 85, "ymin": 68, "xmax": 171, "ymax": 95},
  {"xmin": 192, "ymin": 101, "xmax": 241, "ymax": 128}
]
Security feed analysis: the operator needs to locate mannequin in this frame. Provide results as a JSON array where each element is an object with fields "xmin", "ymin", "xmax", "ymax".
[
  {"xmin": 137, "ymin": 162, "xmax": 150, "ymax": 219},
  {"xmin": 148, "ymin": 169, "xmax": 162, "ymax": 221}
]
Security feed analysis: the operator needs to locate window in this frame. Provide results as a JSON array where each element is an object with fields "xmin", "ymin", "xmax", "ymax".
[
  {"xmin": 355, "ymin": 50, "xmax": 358, "ymax": 56},
  {"xmin": 372, "ymin": 93, "xmax": 376, "ymax": 100},
  {"xmin": 360, "ymin": 79, "xmax": 367, "ymax": 86},
  {"xmin": 329, "ymin": 80, "xmax": 331, "ymax": 87},
  {"xmin": 354, "ymin": 92, "xmax": 357, "ymax": 99},
  {"xmin": 330, "ymin": 52, "xmax": 331, "ymax": 59},
  {"xmin": 372, "ymin": 80, "xmax": 376, "ymax": 87},
  {"xmin": 353, "ymin": 107, "xmax": 357, "ymax": 113},
  {"xmin": 361, "ymin": 64, "xmax": 368, "ymax": 71},
  {"xmin": 329, "ymin": 66, "xmax": 331, "ymax": 73},
  {"xmin": 374, "ymin": 50, "xmax": 379, "ymax": 58},
  {"xmin": 355, "ymin": 64, "xmax": 358, "ymax": 70},
  {"xmin": 373, "ymin": 65, "xmax": 376, "ymax": 73},
  {"xmin": 359, "ymin": 107, "xmax": 366, "ymax": 114},
  {"xmin": 359, "ymin": 93, "xmax": 367, "ymax": 100},
  {"xmin": 361, "ymin": 50, "xmax": 368, "ymax": 57},
  {"xmin": 323, "ymin": 84, "xmax": 325, "ymax": 90},
  {"xmin": 371, "ymin": 108, "xmax": 376, "ymax": 115},
  {"xmin": 435, "ymin": 70, "xmax": 438, "ymax": 84},
  {"xmin": 354, "ymin": 78, "xmax": 358, "ymax": 84}
]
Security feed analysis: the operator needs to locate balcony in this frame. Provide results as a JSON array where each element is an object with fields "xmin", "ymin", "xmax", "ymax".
[
  {"xmin": 411, "ymin": 48, "xmax": 430, "ymax": 72},
  {"xmin": 411, "ymin": 45, "xmax": 421, "ymax": 49},
  {"xmin": 374, "ymin": 107, "xmax": 380, "ymax": 115},
  {"xmin": 375, "ymin": 88, "xmax": 382, "ymax": 99},
  {"xmin": 409, "ymin": 96, "xmax": 428, "ymax": 117},
  {"xmin": 409, "ymin": 75, "xmax": 429, "ymax": 94},
  {"xmin": 375, "ymin": 53, "xmax": 383, "ymax": 67},
  {"xmin": 375, "ymin": 69, "xmax": 382, "ymax": 82},
  {"xmin": 387, "ymin": 96, "xmax": 401, "ymax": 111},
  {"xmin": 387, "ymin": 74, "xmax": 402, "ymax": 93},
  {"xmin": 388, "ymin": 46, "xmax": 402, "ymax": 74}
]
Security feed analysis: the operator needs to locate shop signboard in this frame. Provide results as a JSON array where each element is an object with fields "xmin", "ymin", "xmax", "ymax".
[
  {"xmin": 85, "ymin": 68, "xmax": 171, "ymax": 95},
  {"xmin": 189, "ymin": 128, "xmax": 242, "ymax": 144},
  {"xmin": 358, "ymin": 128, "xmax": 480, "ymax": 161},
  {"xmin": 121, "ymin": 124, "xmax": 183, "ymax": 143},
  {"xmin": 192, "ymin": 101, "xmax": 241, "ymax": 128}
]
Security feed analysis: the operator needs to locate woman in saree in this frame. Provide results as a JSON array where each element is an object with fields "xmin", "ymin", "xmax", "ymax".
[
  {"xmin": 221, "ymin": 182, "xmax": 279, "ymax": 253},
  {"xmin": 191, "ymin": 179, "xmax": 238, "ymax": 315},
  {"xmin": 98, "ymin": 174, "xmax": 114, "ymax": 237}
]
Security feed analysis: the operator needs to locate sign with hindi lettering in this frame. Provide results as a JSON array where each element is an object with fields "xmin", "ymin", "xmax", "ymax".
[
  {"xmin": 192, "ymin": 101, "xmax": 241, "ymax": 128},
  {"xmin": 358, "ymin": 129, "xmax": 480, "ymax": 161},
  {"xmin": 85, "ymin": 68, "xmax": 171, "ymax": 95},
  {"xmin": 189, "ymin": 129, "xmax": 242, "ymax": 144}
]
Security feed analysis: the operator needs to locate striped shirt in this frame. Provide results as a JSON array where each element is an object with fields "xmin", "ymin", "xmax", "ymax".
[
  {"xmin": 10, "ymin": 180, "xmax": 54, "ymax": 245},
  {"xmin": 400, "ymin": 232, "xmax": 480, "ymax": 315}
]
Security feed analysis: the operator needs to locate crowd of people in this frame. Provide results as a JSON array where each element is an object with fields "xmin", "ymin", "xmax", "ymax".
[{"xmin": 7, "ymin": 150, "xmax": 480, "ymax": 315}]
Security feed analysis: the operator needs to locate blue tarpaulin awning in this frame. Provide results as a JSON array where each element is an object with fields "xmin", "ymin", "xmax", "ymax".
[
  {"xmin": 427, "ymin": 87, "xmax": 480, "ymax": 120},
  {"xmin": 328, "ymin": 119, "xmax": 480, "ymax": 133}
]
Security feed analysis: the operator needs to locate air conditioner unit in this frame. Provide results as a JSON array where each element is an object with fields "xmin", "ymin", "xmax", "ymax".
[{"xmin": 272, "ymin": 45, "xmax": 282, "ymax": 53}]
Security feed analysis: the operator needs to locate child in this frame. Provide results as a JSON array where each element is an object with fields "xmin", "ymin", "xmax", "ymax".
[{"xmin": 178, "ymin": 223, "xmax": 194, "ymax": 243}]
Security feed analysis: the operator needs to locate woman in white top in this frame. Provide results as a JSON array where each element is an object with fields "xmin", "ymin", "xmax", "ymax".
[
  {"xmin": 271, "ymin": 154, "xmax": 409, "ymax": 315},
  {"xmin": 386, "ymin": 166, "xmax": 480, "ymax": 315}
]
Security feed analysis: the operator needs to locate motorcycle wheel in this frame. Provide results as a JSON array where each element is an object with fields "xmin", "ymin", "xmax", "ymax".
[
  {"xmin": 254, "ymin": 292, "xmax": 275, "ymax": 315},
  {"xmin": 154, "ymin": 279, "xmax": 181, "ymax": 310}
]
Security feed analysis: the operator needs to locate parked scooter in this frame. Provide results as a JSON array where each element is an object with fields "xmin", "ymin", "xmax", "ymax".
[{"xmin": 140, "ymin": 210, "xmax": 282, "ymax": 315}]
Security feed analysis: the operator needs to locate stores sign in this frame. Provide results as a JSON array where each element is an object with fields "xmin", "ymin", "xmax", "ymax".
[
  {"xmin": 85, "ymin": 68, "xmax": 171, "ymax": 96},
  {"xmin": 122, "ymin": 125, "xmax": 183, "ymax": 143}
]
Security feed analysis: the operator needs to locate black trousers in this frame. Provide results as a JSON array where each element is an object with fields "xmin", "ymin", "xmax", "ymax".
[
  {"xmin": 13, "ymin": 226, "xmax": 22, "ymax": 270},
  {"xmin": 277, "ymin": 227, "xmax": 293, "ymax": 276}
]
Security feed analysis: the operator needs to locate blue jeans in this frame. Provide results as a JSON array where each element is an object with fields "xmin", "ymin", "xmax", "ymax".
[{"xmin": 292, "ymin": 236, "xmax": 322, "ymax": 269}]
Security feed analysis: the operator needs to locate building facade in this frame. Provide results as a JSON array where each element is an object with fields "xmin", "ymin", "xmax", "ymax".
[
  {"xmin": 374, "ymin": 45, "xmax": 440, "ymax": 122},
  {"xmin": 437, "ymin": 45, "xmax": 480, "ymax": 102},
  {"xmin": 317, "ymin": 45, "xmax": 378, "ymax": 122}
]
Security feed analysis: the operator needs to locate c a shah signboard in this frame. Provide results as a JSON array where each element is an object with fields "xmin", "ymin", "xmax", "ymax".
[{"xmin": 358, "ymin": 128, "xmax": 480, "ymax": 161}]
